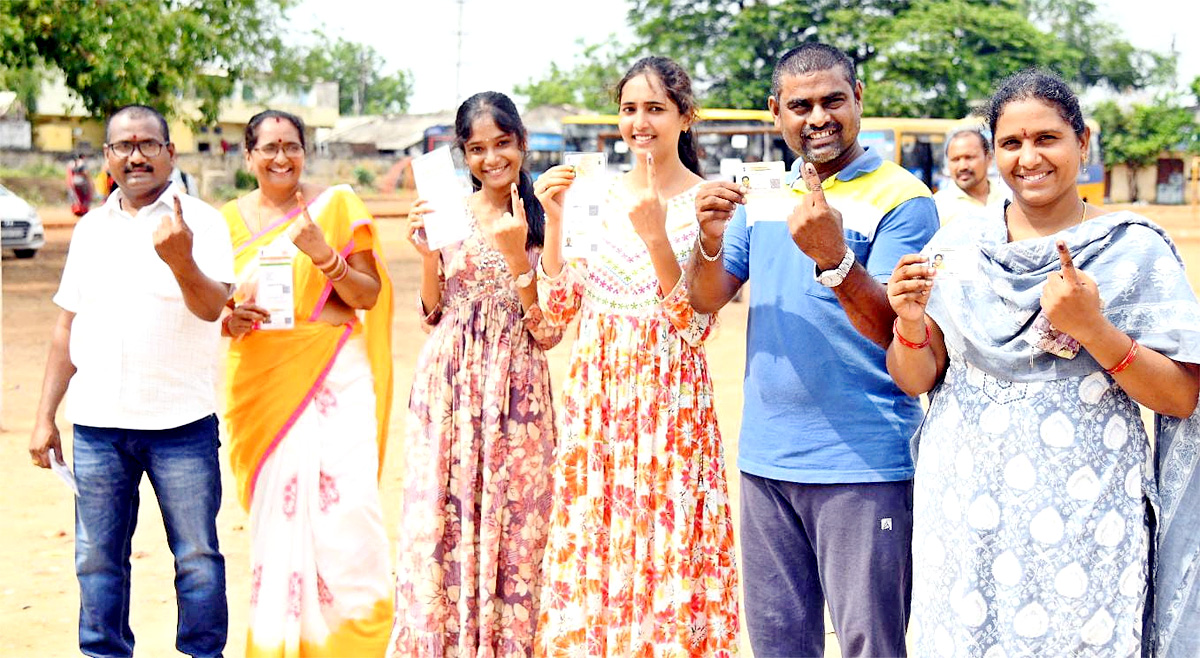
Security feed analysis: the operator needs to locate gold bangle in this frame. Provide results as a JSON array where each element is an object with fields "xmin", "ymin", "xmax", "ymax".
[
  {"xmin": 322, "ymin": 254, "xmax": 347, "ymax": 280},
  {"xmin": 313, "ymin": 250, "xmax": 339, "ymax": 271}
]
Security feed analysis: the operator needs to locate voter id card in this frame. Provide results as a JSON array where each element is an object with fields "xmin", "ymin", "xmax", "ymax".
[
  {"xmin": 739, "ymin": 161, "xmax": 791, "ymax": 225},
  {"xmin": 562, "ymin": 152, "xmax": 607, "ymax": 259},
  {"xmin": 927, "ymin": 246, "xmax": 978, "ymax": 282},
  {"xmin": 256, "ymin": 242, "xmax": 296, "ymax": 330}
]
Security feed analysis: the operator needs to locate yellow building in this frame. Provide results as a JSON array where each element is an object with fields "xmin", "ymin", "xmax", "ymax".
[{"xmin": 29, "ymin": 74, "xmax": 338, "ymax": 154}]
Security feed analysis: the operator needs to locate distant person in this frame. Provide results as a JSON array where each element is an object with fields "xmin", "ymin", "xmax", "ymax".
[
  {"xmin": 532, "ymin": 56, "xmax": 740, "ymax": 655},
  {"xmin": 390, "ymin": 91, "xmax": 562, "ymax": 657},
  {"xmin": 220, "ymin": 109, "xmax": 394, "ymax": 656},
  {"xmin": 932, "ymin": 125, "xmax": 1008, "ymax": 225},
  {"xmin": 887, "ymin": 69, "xmax": 1200, "ymax": 656},
  {"xmin": 688, "ymin": 43, "xmax": 939, "ymax": 657},
  {"xmin": 28, "ymin": 104, "xmax": 234, "ymax": 658},
  {"xmin": 66, "ymin": 155, "xmax": 93, "ymax": 216},
  {"xmin": 170, "ymin": 167, "xmax": 199, "ymax": 197}
]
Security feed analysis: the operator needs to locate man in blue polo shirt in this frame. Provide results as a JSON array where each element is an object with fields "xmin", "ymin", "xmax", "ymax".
[{"xmin": 689, "ymin": 43, "xmax": 939, "ymax": 657}]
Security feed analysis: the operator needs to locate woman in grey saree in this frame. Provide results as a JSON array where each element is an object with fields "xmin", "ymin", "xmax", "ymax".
[{"xmin": 885, "ymin": 69, "xmax": 1200, "ymax": 657}]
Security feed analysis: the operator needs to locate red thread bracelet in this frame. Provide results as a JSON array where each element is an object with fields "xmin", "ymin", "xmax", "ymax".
[
  {"xmin": 1105, "ymin": 338, "xmax": 1139, "ymax": 375},
  {"xmin": 893, "ymin": 317, "xmax": 931, "ymax": 349}
]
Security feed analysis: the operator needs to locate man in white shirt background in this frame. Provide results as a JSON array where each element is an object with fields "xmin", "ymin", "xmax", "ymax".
[
  {"xmin": 28, "ymin": 104, "xmax": 235, "ymax": 658},
  {"xmin": 932, "ymin": 125, "xmax": 1009, "ymax": 225}
]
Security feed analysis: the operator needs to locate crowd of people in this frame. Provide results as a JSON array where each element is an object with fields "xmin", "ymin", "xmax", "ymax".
[{"xmin": 24, "ymin": 40, "xmax": 1200, "ymax": 658}]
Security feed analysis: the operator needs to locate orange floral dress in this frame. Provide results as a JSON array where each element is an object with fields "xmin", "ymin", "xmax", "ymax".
[{"xmin": 533, "ymin": 183, "xmax": 739, "ymax": 657}]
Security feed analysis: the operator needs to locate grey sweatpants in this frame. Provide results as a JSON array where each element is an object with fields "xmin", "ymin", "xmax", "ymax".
[{"xmin": 740, "ymin": 472, "xmax": 913, "ymax": 658}]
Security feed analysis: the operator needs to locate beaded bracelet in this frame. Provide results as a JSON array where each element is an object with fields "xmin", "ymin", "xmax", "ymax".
[
  {"xmin": 696, "ymin": 235, "xmax": 723, "ymax": 262},
  {"xmin": 1104, "ymin": 338, "xmax": 1139, "ymax": 375},
  {"xmin": 892, "ymin": 317, "xmax": 931, "ymax": 349}
]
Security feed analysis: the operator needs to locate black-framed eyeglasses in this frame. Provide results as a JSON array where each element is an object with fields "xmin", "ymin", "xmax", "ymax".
[
  {"xmin": 254, "ymin": 143, "xmax": 305, "ymax": 158},
  {"xmin": 105, "ymin": 140, "xmax": 166, "ymax": 158}
]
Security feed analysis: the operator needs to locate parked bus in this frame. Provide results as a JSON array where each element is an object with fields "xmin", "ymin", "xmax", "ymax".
[
  {"xmin": 561, "ymin": 108, "xmax": 791, "ymax": 177},
  {"xmin": 561, "ymin": 112, "xmax": 1103, "ymax": 200},
  {"xmin": 860, "ymin": 117, "xmax": 1104, "ymax": 200}
]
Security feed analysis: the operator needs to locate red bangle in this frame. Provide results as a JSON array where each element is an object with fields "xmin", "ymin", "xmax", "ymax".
[
  {"xmin": 1104, "ymin": 338, "xmax": 1139, "ymax": 375},
  {"xmin": 893, "ymin": 317, "xmax": 931, "ymax": 349}
]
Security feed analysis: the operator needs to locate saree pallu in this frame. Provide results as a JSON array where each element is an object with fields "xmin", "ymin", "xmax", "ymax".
[
  {"xmin": 916, "ymin": 210, "xmax": 1200, "ymax": 657},
  {"xmin": 221, "ymin": 184, "xmax": 394, "ymax": 657}
]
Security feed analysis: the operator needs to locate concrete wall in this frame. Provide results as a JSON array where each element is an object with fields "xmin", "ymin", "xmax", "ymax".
[
  {"xmin": 1108, "ymin": 163, "xmax": 1162, "ymax": 203},
  {"xmin": 1108, "ymin": 157, "xmax": 1200, "ymax": 205}
]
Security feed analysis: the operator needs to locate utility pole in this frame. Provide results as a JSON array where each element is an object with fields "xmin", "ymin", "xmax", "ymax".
[{"xmin": 455, "ymin": 0, "xmax": 465, "ymax": 107}]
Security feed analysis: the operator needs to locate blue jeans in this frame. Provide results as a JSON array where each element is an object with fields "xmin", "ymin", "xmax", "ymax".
[{"xmin": 73, "ymin": 415, "xmax": 227, "ymax": 658}]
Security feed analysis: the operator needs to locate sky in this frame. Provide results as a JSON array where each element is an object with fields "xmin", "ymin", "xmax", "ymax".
[{"xmin": 295, "ymin": 0, "xmax": 1200, "ymax": 114}]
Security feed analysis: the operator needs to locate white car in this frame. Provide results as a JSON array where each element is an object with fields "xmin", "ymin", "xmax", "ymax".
[{"xmin": 0, "ymin": 183, "xmax": 45, "ymax": 258}]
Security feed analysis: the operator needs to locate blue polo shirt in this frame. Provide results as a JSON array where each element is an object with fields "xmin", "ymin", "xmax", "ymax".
[{"xmin": 723, "ymin": 149, "xmax": 939, "ymax": 483}]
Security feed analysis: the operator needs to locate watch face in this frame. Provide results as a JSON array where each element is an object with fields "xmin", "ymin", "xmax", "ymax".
[
  {"xmin": 814, "ymin": 246, "xmax": 855, "ymax": 287},
  {"xmin": 818, "ymin": 270, "xmax": 844, "ymax": 287}
]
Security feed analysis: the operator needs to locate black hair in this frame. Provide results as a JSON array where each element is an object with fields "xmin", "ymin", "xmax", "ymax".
[
  {"xmin": 245, "ymin": 109, "xmax": 307, "ymax": 151},
  {"xmin": 454, "ymin": 91, "xmax": 545, "ymax": 249},
  {"xmin": 945, "ymin": 125, "xmax": 992, "ymax": 158},
  {"xmin": 984, "ymin": 69, "xmax": 1086, "ymax": 142},
  {"xmin": 772, "ymin": 43, "xmax": 858, "ymax": 98},
  {"xmin": 106, "ymin": 104, "xmax": 170, "ymax": 144},
  {"xmin": 616, "ymin": 56, "xmax": 702, "ymax": 176}
]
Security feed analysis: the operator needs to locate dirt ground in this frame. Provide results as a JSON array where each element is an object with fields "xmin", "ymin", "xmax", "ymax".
[{"xmin": 2, "ymin": 202, "xmax": 1198, "ymax": 657}]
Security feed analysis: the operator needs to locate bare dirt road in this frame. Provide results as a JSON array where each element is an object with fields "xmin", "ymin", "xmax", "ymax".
[{"xmin": 2, "ymin": 202, "xmax": 1197, "ymax": 657}]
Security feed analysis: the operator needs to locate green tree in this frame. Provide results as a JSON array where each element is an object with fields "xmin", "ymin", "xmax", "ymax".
[
  {"xmin": 864, "ymin": 0, "xmax": 1070, "ymax": 117},
  {"xmin": 277, "ymin": 37, "xmax": 413, "ymax": 115},
  {"xmin": 626, "ymin": 0, "xmax": 1074, "ymax": 115},
  {"xmin": 515, "ymin": 40, "xmax": 628, "ymax": 112},
  {"xmin": 1024, "ymin": 0, "xmax": 1175, "ymax": 91},
  {"xmin": 1092, "ymin": 98, "xmax": 1196, "ymax": 199},
  {"xmin": 628, "ymin": 0, "xmax": 853, "ymax": 110},
  {"xmin": 0, "ymin": 0, "xmax": 295, "ymax": 123},
  {"xmin": 0, "ymin": 64, "xmax": 45, "ymax": 113},
  {"xmin": 599, "ymin": 0, "xmax": 1177, "ymax": 117}
]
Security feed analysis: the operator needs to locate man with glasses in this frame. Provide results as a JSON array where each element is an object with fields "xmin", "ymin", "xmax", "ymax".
[{"xmin": 28, "ymin": 104, "xmax": 235, "ymax": 658}]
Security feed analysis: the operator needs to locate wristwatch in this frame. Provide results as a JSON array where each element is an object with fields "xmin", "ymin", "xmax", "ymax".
[
  {"xmin": 814, "ymin": 246, "xmax": 855, "ymax": 288},
  {"xmin": 512, "ymin": 268, "xmax": 536, "ymax": 288}
]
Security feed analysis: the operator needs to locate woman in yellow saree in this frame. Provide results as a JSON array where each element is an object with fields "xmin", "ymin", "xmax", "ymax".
[{"xmin": 221, "ymin": 110, "xmax": 394, "ymax": 657}]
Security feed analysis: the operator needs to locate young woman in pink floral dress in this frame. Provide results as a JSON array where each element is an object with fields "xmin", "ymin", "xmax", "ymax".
[
  {"xmin": 390, "ymin": 92, "xmax": 563, "ymax": 656},
  {"xmin": 531, "ymin": 57, "xmax": 739, "ymax": 657}
]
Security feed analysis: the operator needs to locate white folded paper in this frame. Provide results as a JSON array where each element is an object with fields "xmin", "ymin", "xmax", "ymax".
[
  {"xmin": 412, "ymin": 147, "xmax": 472, "ymax": 250},
  {"xmin": 49, "ymin": 448, "xmax": 79, "ymax": 497}
]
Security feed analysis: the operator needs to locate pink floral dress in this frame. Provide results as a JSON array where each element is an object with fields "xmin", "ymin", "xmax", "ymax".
[
  {"xmin": 391, "ymin": 213, "xmax": 563, "ymax": 657},
  {"xmin": 533, "ymin": 183, "xmax": 739, "ymax": 657}
]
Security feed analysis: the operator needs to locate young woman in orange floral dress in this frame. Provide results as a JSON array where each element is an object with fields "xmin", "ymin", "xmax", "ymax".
[{"xmin": 531, "ymin": 57, "xmax": 739, "ymax": 657}]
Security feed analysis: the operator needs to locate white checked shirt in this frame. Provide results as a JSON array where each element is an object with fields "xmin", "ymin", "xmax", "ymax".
[{"xmin": 54, "ymin": 183, "xmax": 235, "ymax": 430}]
